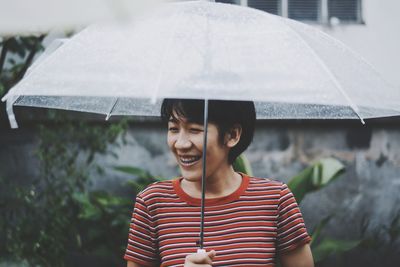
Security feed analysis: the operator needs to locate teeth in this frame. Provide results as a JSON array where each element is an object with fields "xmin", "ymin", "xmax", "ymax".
[{"xmin": 180, "ymin": 156, "xmax": 201, "ymax": 164}]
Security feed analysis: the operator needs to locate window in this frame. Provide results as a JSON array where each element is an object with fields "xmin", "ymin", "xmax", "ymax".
[
  {"xmin": 247, "ymin": 0, "xmax": 280, "ymax": 15},
  {"xmin": 215, "ymin": 0, "xmax": 362, "ymax": 24},
  {"xmin": 288, "ymin": 0, "xmax": 319, "ymax": 21},
  {"xmin": 329, "ymin": 0, "xmax": 360, "ymax": 22},
  {"xmin": 215, "ymin": 0, "xmax": 241, "ymax": 4}
]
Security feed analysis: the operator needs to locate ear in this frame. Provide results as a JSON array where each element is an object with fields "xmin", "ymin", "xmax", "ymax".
[{"xmin": 224, "ymin": 124, "xmax": 242, "ymax": 148}]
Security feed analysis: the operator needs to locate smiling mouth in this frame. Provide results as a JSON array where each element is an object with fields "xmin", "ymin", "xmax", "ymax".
[{"xmin": 179, "ymin": 155, "xmax": 202, "ymax": 167}]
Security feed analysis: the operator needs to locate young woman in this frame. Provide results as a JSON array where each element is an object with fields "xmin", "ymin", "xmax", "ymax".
[{"xmin": 125, "ymin": 99, "xmax": 314, "ymax": 267}]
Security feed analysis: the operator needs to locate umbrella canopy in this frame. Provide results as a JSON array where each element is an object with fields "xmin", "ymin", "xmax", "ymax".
[{"xmin": 2, "ymin": 0, "xmax": 400, "ymax": 128}]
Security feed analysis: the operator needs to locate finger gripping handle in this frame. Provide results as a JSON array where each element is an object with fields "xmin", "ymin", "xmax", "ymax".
[{"xmin": 197, "ymin": 249, "xmax": 206, "ymax": 253}]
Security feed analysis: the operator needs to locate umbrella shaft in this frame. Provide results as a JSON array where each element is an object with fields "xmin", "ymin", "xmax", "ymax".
[{"xmin": 199, "ymin": 99, "xmax": 209, "ymax": 249}]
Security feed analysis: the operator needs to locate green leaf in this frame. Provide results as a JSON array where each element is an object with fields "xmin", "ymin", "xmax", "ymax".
[
  {"xmin": 232, "ymin": 154, "xmax": 253, "ymax": 176},
  {"xmin": 312, "ymin": 238, "xmax": 361, "ymax": 263},
  {"xmin": 8, "ymin": 58, "xmax": 16, "ymax": 65},
  {"xmin": 288, "ymin": 157, "xmax": 345, "ymax": 203},
  {"xmin": 387, "ymin": 212, "xmax": 400, "ymax": 243},
  {"xmin": 114, "ymin": 166, "xmax": 151, "ymax": 178},
  {"xmin": 125, "ymin": 180, "xmax": 151, "ymax": 194},
  {"xmin": 72, "ymin": 192, "xmax": 90, "ymax": 204},
  {"xmin": 287, "ymin": 167, "xmax": 313, "ymax": 203},
  {"xmin": 92, "ymin": 192, "xmax": 128, "ymax": 207},
  {"xmin": 311, "ymin": 158, "xmax": 345, "ymax": 188},
  {"xmin": 80, "ymin": 204, "xmax": 102, "ymax": 220},
  {"xmin": 310, "ymin": 215, "xmax": 332, "ymax": 247},
  {"xmin": 0, "ymin": 82, "xmax": 5, "ymax": 96},
  {"xmin": 6, "ymin": 38, "xmax": 26, "ymax": 58},
  {"xmin": 72, "ymin": 192, "xmax": 101, "ymax": 219}
]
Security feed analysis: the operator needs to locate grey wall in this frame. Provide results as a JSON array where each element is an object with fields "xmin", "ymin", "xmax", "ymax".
[{"xmin": 85, "ymin": 120, "xmax": 400, "ymax": 240}]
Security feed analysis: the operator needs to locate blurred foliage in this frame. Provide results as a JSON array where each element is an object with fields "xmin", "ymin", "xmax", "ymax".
[
  {"xmin": 71, "ymin": 189, "xmax": 133, "ymax": 266},
  {"xmin": 348, "ymin": 211, "xmax": 400, "ymax": 266},
  {"xmin": 312, "ymin": 238, "xmax": 360, "ymax": 263},
  {"xmin": 0, "ymin": 36, "xmax": 45, "ymax": 97},
  {"xmin": 315, "ymin": 211, "xmax": 400, "ymax": 266},
  {"xmin": 1, "ymin": 114, "xmax": 129, "ymax": 267},
  {"xmin": 0, "ymin": 35, "xmax": 129, "ymax": 267},
  {"xmin": 288, "ymin": 157, "xmax": 345, "ymax": 203},
  {"xmin": 232, "ymin": 154, "xmax": 253, "ymax": 176},
  {"xmin": 114, "ymin": 166, "xmax": 161, "ymax": 195},
  {"xmin": 286, "ymin": 157, "xmax": 361, "ymax": 264}
]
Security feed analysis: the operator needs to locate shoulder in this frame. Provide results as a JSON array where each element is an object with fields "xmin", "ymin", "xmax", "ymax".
[
  {"xmin": 243, "ymin": 176, "xmax": 288, "ymax": 200},
  {"xmin": 247, "ymin": 176, "xmax": 285, "ymax": 189},
  {"xmin": 136, "ymin": 178, "xmax": 177, "ymax": 201}
]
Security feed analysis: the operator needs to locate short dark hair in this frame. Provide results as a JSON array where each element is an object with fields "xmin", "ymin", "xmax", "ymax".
[{"xmin": 161, "ymin": 99, "xmax": 256, "ymax": 164}]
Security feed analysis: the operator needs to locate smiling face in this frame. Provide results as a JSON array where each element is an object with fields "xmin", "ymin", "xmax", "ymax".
[
  {"xmin": 167, "ymin": 113, "xmax": 233, "ymax": 182},
  {"xmin": 161, "ymin": 99, "xmax": 255, "ymax": 166}
]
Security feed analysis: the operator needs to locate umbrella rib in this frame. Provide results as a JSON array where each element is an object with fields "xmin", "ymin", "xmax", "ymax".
[
  {"xmin": 105, "ymin": 97, "xmax": 119, "ymax": 120},
  {"xmin": 283, "ymin": 21, "xmax": 365, "ymax": 124},
  {"xmin": 5, "ymin": 95, "xmax": 20, "ymax": 129}
]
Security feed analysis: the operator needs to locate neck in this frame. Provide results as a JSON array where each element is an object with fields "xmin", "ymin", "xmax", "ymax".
[{"xmin": 181, "ymin": 165, "xmax": 242, "ymax": 199}]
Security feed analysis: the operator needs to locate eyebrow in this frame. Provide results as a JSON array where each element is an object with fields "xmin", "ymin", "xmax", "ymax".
[
  {"xmin": 168, "ymin": 116, "xmax": 200, "ymax": 126},
  {"xmin": 168, "ymin": 117, "xmax": 179, "ymax": 123}
]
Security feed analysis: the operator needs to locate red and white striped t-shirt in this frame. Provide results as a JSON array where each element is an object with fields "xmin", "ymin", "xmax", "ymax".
[{"xmin": 124, "ymin": 174, "xmax": 311, "ymax": 267}]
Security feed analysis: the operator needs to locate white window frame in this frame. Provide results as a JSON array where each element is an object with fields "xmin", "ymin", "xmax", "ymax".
[{"xmin": 240, "ymin": 0, "xmax": 363, "ymax": 25}]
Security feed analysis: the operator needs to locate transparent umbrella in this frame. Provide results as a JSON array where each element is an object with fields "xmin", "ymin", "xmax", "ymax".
[
  {"xmin": 2, "ymin": 0, "xmax": 400, "ymax": 251},
  {"xmin": 2, "ymin": 0, "xmax": 400, "ymax": 127}
]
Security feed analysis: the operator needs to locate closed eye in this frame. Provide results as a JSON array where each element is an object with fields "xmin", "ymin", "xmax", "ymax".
[
  {"xmin": 190, "ymin": 128, "xmax": 203, "ymax": 133},
  {"xmin": 168, "ymin": 127, "xmax": 179, "ymax": 132}
]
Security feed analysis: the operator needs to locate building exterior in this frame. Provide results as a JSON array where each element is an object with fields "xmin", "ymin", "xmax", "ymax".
[{"xmin": 217, "ymin": 0, "xmax": 400, "ymax": 88}]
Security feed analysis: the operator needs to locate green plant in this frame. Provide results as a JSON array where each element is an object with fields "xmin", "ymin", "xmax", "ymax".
[
  {"xmin": 232, "ymin": 154, "xmax": 253, "ymax": 176},
  {"xmin": 287, "ymin": 157, "xmax": 361, "ymax": 264},
  {"xmin": 1, "ymin": 33, "xmax": 131, "ymax": 267},
  {"xmin": 114, "ymin": 166, "xmax": 162, "ymax": 194},
  {"xmin": 1, "ymin": 115, "xmax": 128, "ymax": 267},
  {"xmin": 71, "ymin": 190, "xmax": 133, "ymax": 265},
  {"xmin": 351, "ymin": 211, "xmax": 400, "ymax": 266},
  {"xmin": 288, "ymin": 157, "xmax": 345, "ymax": 203},
  {"xmin": 0, "ymin": 36, "xmax": 45, "ymax": 97}
]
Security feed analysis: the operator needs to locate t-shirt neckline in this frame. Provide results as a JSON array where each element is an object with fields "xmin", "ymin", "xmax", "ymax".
[{"xmin": 172, "ymin": 172, "xmax": 249, "ymax": 206}]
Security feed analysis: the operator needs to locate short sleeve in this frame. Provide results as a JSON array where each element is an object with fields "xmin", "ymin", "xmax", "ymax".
[
  {"xmin": 276, "ymin": 183, "xmax": 312, "ymax": 254},
  {"xmin": 124, "ymin": 195, "xmax": 159, "ymax": 266}
]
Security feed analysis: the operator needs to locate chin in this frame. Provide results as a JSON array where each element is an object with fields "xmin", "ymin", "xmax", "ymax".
[{"xmin": 180, "ymin": 169, "xmax": 202, "ymax": 182}]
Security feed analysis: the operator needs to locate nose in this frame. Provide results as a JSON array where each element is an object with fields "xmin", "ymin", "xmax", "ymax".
[{"xmin": 175, "ymin": 131, "xmax": 192, "ymax": 150}]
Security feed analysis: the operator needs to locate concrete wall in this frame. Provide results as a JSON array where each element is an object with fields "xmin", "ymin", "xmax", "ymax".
[
  {"xmin": 92, "ymin": 120, "xmax": 400, "ymax": 241},
  {"xmin": 2, "ymin": 120, "xmax": 400, "ymax": 239}
]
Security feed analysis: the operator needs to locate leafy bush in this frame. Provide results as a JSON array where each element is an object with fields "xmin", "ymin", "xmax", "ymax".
[
  {"xmin": 1, "ymin": 115, "xmax": 128, "ymax": 267},
  {"xmin": 0, "ymin": 36, "xmax": 45, "ymax": 95},
  {"xmin": 1, "ymin": 35, "xmax": 129, "ymax": 266}
]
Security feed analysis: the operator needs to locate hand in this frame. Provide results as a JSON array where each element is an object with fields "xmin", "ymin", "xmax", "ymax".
[{"xmin": 184, "ymin": 250, "xmax": 216, "ymax": 267}]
